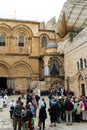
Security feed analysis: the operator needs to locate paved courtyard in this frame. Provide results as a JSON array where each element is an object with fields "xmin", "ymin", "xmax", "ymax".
[{"xmin": 0, "ymin": 95, "xmax": 87, "ymax": 130}]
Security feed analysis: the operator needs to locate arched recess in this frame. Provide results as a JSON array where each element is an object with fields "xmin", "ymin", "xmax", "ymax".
[
  {"xmin": 11, "ymin": 61, "xmax": 33, "ymax": 77},
  {"xmin": 13, "ymin": 24, "xmax": 33, "ymax": 37},
  {"xmin": 0, "ymin": 24, "xmax": 12, "ymax": 47},
  {"xmin": 13, "ymin": 24, "xmax": 33, "ymax": 53},
  {"xmin": 0, "ymin": 61, "xmax": 10, "ymax": 77},
  {"xmin": 78, "ymin": 71, "xmax": 86, "ymax": 96},
  {"xmin": 39, "ymin": 33, "xmax": 50, "ymax": 47},
  {"xmin": 0, "ymin": 61, "xmax": 10, "ymax": 89},
  {"xmin": 0, "ymin": 23, "xmax": 12, "ymax": 35},
  {"xmin": 49, "ymin": 57, "xmax": 64, "ymax": 75},
  {"xmin": 11, "ymin": 61, "xmax": 33, "ymax": 91},
  {"xmin": 48, "ymin": 57, "xmax": 64, "ymax": 89}
]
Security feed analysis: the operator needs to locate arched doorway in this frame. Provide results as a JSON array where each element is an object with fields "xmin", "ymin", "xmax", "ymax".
[
  {"xmin": 78, "ymin": 75, "xmax": 85, "ymax": 96},
  {"xmin": 11, "ymin": 62, "xmax": 32, "ymax": 92},
  {"xmin": 0, "ymin": 77, "xmax": 7, "ymax": 90},
  {"xmin": 0, "ymin": 62, "xmax": 10, "ymax": 90}
]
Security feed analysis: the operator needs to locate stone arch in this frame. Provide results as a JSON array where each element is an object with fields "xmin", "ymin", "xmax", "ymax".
[
  {"xmin": 48, "ymin": 57, "xmax": 64, "ymax": 75},
  {"xmin": 0, "ymin": 60, "xmax": 10, "ymax": 77},
  {"xmin": 0, "ymin": 23, "xmax": 12, "ymax": 35},
  {"xmin": 13, "ymin": 24, "xmax": 33, "ymax": 49},
  {"xmin": 13, "ymin": 24, "xmax": 33, "ymax": 37},
  {"xmin": 39, "ymin": 33, "xmax": 50, "ymax": 47},
  {"xmin": 78, "ymin": 71, "xmax": 86, "ymax": 96},
  {"xmin": 11, "ymin": 61, "xmax": 33, "ymax": 91},
  {"xmin": 49, "ymin": 57, "xmax": 63, "ymax": 65},
  {"xmin": 39, "ymin": 33, "xmax": 50, "ymax": 39},
  {"xmin": 11, "ymin": 61, "xmax": 33, "ymax": 77}
]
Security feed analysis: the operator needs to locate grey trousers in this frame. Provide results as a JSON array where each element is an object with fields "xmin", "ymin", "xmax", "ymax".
[{"xmin": 65, "ymin": 110, "xmax": 72, "ymax": 124}]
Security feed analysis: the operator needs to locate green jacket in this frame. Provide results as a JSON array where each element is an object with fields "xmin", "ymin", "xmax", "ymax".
[{"xmin": 74, "ymin": 102, "xmax": 81, "ymax": 115}]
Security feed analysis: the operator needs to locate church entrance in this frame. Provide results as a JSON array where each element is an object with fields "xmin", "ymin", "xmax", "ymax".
[{"xmin": 0, "ymin": 77, "xmax": 7, "ymax": 90}]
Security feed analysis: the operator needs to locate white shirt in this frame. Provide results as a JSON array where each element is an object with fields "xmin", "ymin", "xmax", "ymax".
[
  {"xmin": 8, "ymin": 102, "xmax": 15, "ymax": 111},
  {"xmin": 38, "ymin": 89, "xmax": 41, "ymax": 97},
  {"xmin": 3, "ymin": 95, "xmax": 8, "ymax": 104},
  {"xmin": 0, "ymin": 97, "xmax": 3, "ymax": 108}
]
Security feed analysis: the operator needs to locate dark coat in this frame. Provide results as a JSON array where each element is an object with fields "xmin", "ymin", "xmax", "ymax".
[
  {"xmin": 48, "ymin": 103, "xmax": 58, "ymax": 122},
  {"xmin": 39, "ymin": 107, "xmax": 47, "ymax": 122}
]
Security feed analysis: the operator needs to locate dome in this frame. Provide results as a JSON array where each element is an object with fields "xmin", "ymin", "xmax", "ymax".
[{"xmin": 46, "ymin": 42, "xmax": 58, "ymax": 48}]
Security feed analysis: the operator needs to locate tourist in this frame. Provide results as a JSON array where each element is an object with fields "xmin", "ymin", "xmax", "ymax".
[
  {"xmin": 38, "ymin": 103, "xmax": 47, "ymax": 130},
  {"xmin": 41, "ymin": 98, "xmax": 46, "ymax": 109},
  {"xmin": 74, "ymin": 99, "xmax": 81, "ymax": 122},
  {"xmin": 64, "ymin": 97, "xmax": 74, "ymax": 125},
  {"xmin": 3, "ymin": 93, "xmax": 8, "ymax": 107},
  {"xmin": 35, "ymin": 93, "xmax": 40, "ymax": 106},
  {"xmin": 29, "ymin": 102, "xmax": 36, "ymax": 117},
  {"xmin": 21, "ymin": 105, "xmax": 33, "ymax": 130},
  {"xmin": 13, "ymin": 102, "xmax": 24, "ymax": 130},
  {"xmin": 48, "ymin": 99, "xmax": 57, "ymax": 127},
  {"xmin": 8, "ymin": 100, "xmax": 15, "ymax": 119},
  {"xmin": 80, "ymin": 97, "xmax": 87, "ymax": 121}
]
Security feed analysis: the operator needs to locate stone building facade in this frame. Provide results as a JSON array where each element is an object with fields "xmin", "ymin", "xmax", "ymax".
[
  {"xmin": 0, "ymin": 18, "xmax": 64, "ymax": 93},
  {"xmin": 64, "ymin": 27, "xmax": 87, "ymax": 96}
]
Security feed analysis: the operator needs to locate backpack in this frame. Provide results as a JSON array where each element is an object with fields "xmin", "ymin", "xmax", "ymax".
[
  {"xmin": 13, "ymin": 106, "xmax": 21, "ymax": 118},
  {"xmin": 10, "ymin": 105, "xmax": 14, "ymax": 111},
  {"xmin": 65, "ymin": 100, "xmax": 74, "ymax": 111}
]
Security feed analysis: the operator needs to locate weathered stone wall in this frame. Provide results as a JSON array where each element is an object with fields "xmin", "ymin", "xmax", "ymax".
[{"xmin": 64, "ymin": 27, "xmax": 87, "ymax": 96}]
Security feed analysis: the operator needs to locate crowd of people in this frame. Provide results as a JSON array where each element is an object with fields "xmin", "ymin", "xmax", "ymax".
[
  {"xmin": 7, "ymin": 89, "xmax": 41, "ymax": 130},
  {"xmin": 48, "ymin": 94, "xmax": 87, "ymax": 126},
  {"xmin": 1, "ymin": 87, "xmax": 87, "ymax": 130}
]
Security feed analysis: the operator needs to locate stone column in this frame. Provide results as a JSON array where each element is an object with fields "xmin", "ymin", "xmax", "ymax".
[
  {"xmin": 7, "ymin": 78, "xmax": 14, "ymax": 89},
  {"xmin": 7, "ymin": 78, "xmax": 11, "ymax": 88},
  {"xmin": 44, "ymin": 65, "xmax": 49, "ymax": 76},
  {"xmin": 43, "ymin": 56, "xmax": 50, "ymax": 76}
]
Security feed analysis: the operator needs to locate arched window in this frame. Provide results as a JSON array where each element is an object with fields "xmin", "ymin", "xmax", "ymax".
[
  {"xmin": 77, "ymin": 61, "xmax": 79, "ymax": 70},
  {"xmin": 80, "ymin": 58, "xmax": 83, "ymax": 69},
  {"xmin": 18, "ymin": 34, "xmax": 24, "ymax": 47},
  {"xmin": 50, "ymin": 60, "xmax": 60, "ymax": 75},
  {"xmin": 41, "ymin": 36, "xmax": 47, "ymax": 47},
  {"xmin": 0, "ymin": 33, "xmax": 5, "ymax": 46},
  {"xmin": 84, "ymin": 59, "xmax": 86, "ymax": 68}
]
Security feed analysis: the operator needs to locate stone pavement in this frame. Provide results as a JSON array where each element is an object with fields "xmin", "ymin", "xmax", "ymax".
[{"xmin": 0, "ymin": 95, "xmax": 87, "ymax": 130}]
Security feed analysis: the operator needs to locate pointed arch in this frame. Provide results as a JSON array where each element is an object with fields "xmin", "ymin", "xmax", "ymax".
[{"xmin": 78, "ymin": 71, "xmax": 87, "ymax": 96}]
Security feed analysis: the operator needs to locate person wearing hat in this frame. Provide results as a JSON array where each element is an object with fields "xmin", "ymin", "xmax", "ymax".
[{"xmin": 38, "ymin": 103, "xmax": 47, "ymax": 130}]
